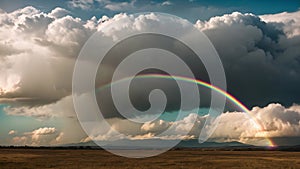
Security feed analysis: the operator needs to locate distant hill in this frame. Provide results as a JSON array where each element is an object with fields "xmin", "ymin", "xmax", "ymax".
[
  {"xmin": 176, "ymin": 139, "xmax": 252, "ymax": 148},
  {"xmin": 1, "ymin": 139, "xmax": 300, "ymax": 151},
  {"xmin": 63, "ymin": 139, "xmax": 253, "ymax": 150}
]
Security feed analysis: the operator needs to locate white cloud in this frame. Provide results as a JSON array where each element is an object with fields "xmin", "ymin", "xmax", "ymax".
[
  {"xmin": 83, "ymin": 113, "xmax": 213, "ymax": 142},
  {"xmin": 248, "ymin": 103, "xmax": 300, "ymax": 137},
  {"xmin": 260, "ymin": 10, "xmax": 300, "ymax": 37},
  {"xmin": 55, "ymin": 132, "xmax": 64, "ymax": 142},
  {"xmin": 141, "ymin": 119, "xmax": 170, "ymax": 132},
  {"xmin": 104, "ymin": 0, "xmax": 136, "ymax": 11},
  {"xmin": 0, "ymin": 7, "xmax": 97, "ymax": 102},
  {"xmin": 48, "ymin": 7, "xmax": 70, "ymax": 19},
  {"xmin": 82, "ymin": 103, "xmax": 300, "ymax": 146},
  {"xmin": 12, "ymin": 136, "xmax": 27, "ymax": 145},
  {"xmin": 8, "ymin": 130, "xmax": 17, "ymax": 135},
  {"xmin": 30, "ymin": 127, "xmax": 57, "ymax": 141},
  {"xmin": 30, "ymin": 127, "xmax": 56, "ymax": 135},
  {"xmin": 11, "ymin": 127, "xmax": 62, "ymax": 146},
  {"xmin": 161, "ymin": 1, "xmax": 172, "ymax": 6}
]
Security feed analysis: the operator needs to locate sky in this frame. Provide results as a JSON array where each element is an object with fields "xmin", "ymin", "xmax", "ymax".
[
  {"xmin": 0, "ymin": 0, "xmax": 300, "ymax": 21},
  {"xmin": 0, "ymin": 0, "xmax": 300, "ymax": 147}
]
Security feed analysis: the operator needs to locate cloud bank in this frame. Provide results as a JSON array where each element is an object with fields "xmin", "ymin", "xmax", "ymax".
[
  {"xmin": 80, "ymin": 103, "xmax": 300, "ymax": 146},
  {"xmin": 1, "ymin": 7, "xmax": 300, "ymax": 108},
  {"xmin": 1, "ymin": 6, "xmax": 300, "ymax": 146}
]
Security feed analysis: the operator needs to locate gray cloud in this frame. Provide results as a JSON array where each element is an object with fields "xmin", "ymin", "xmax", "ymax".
[
  {"xmin": 68, "ymin": 0, "xmax": 137, "ymax": 11},
  {"xmin": 196, "ymin": 11, "xmax": 300, "ymax": 107},
  {"xmin": 68, "ymin": 0, "xmax": 94, "ymax": 10}
]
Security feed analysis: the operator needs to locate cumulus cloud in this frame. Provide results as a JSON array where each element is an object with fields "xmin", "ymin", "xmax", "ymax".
[
  {"xmin": 83, "ymin": 113, "xmax": 203, "ymax": 142},
  {"xmin": 104, "ymin": 0, "xmax": 136, "ymax": 11},
  {"xmin": 48, "ymin": 7, "xmax": 70, "ymax": 19},
  {"xmin": 8, "ymin": 130, "xmax": 17, "ymax": 135},
  {"xmin": 11, "ymin": 127, "xmax": 63, "ymax": 146},
  {"xmin": 260, "ymin": 10, "xmax": 300, "ymax": 37},
  {"xmin": 10, "ymin": 127, "xmax": 81, "ymax": 146},
  {"xmin": 55, "ymin": 132, "xmax": 64, "ymax": 142},
  {"xmin": 30, "ymin": 127, "xmax": 57, "ymax": 141},
  {"xmin": 12, "ymin": 136, "xmax": 28, "ymax": 145},
  {"xmin": 0, "ymin": 6, "xmax": 97, "ymax": 104},
  {"xmin": 249, "ymin": 103, "xmax": 300, "ymax": 137},
  {"xmin": 195, "ymin": 11, "xmax": 300, "ymax": 107},
  {"xmin": 82, "ymin": 103, "xmax": 300, "ymax": 146}
]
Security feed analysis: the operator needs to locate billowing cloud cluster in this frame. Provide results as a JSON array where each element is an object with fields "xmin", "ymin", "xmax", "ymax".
[
  {"xmin": 196, "ymin": 11, "xmax": 300, "ymax": 106},
  {"xmin": 1, "ymin": 7, "xmax": 300, "ymax": 109},
  {"xmin": 260, "ymin": 10, "xmax": 300, "ymax": 37},
  {"xmin": 11, "ymin": 127, "xmax": 63, "ymax": 146},
  {"xmin": 0, "ymin": 7, "xmax": 100, "ymax": 145},
  {"xmin": 82, "ymin": 103, "xmax": 300, "ymax": 146},
  {"xmin": 0, "ymin": 6, "xmax": 101, "ymax": 104},
  {"xmin": 214, "ymin": 103, "xmax": 300, "ymax": 145}
]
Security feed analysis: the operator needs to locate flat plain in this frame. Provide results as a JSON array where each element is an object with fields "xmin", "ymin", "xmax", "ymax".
[{"xmin": 0, "ymin": 148, "xmax": 299, "ymax": 169}]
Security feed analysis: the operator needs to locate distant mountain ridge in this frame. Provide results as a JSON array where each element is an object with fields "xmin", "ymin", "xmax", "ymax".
[
  {"xmin": 177, "ymin": 139, "xmax": 252, "ymax": 148},
  {"xmin": 1, "ymin": 139, "xmax": 299, "ymax": 151},
  {"xmin": 63, "ymin": 139, "xmax": 253, "ymax": 149}
]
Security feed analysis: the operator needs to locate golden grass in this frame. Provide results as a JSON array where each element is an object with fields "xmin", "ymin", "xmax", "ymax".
[{"xmin": 0, "ymin": 149, "xmax": 299, "ymax": 169}]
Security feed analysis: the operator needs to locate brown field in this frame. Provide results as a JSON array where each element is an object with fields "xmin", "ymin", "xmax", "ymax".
[{"xmin": 0, "ymin": 149, "xmax": 299, "ymax": 169}]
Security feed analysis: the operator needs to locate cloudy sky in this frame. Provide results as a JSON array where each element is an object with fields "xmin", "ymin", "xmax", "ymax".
[{"xmin": 0, "ymin": 0, "xmax": 300, "ymax": 147}]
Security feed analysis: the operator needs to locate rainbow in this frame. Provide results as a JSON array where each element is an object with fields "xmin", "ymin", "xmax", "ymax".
[{"xmin": 96, "ymin": 73, "xmax": 276, "ymax": 147}]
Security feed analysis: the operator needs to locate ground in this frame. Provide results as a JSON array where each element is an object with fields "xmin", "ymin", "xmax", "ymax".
[{"xmin": 0, "ymin": 149, "xmax": 299, "ymax": 169}]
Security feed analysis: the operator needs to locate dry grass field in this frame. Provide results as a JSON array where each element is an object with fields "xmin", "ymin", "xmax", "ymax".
[{"xmin": 0, "ymin": 149, "xmax": 299, "ymax": 169}]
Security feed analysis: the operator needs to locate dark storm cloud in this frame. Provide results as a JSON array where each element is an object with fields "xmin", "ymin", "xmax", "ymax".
[
  {"xmin": 95, "ymin": 33, "xmax": 212, "ymax": 118},
  {"xmin": 196, "ymin": 11, "xmax": 300, "ymax": 107},
  {"xmin": 95, "ymin": 11, "xmax": 300, "ymax": 119}
]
